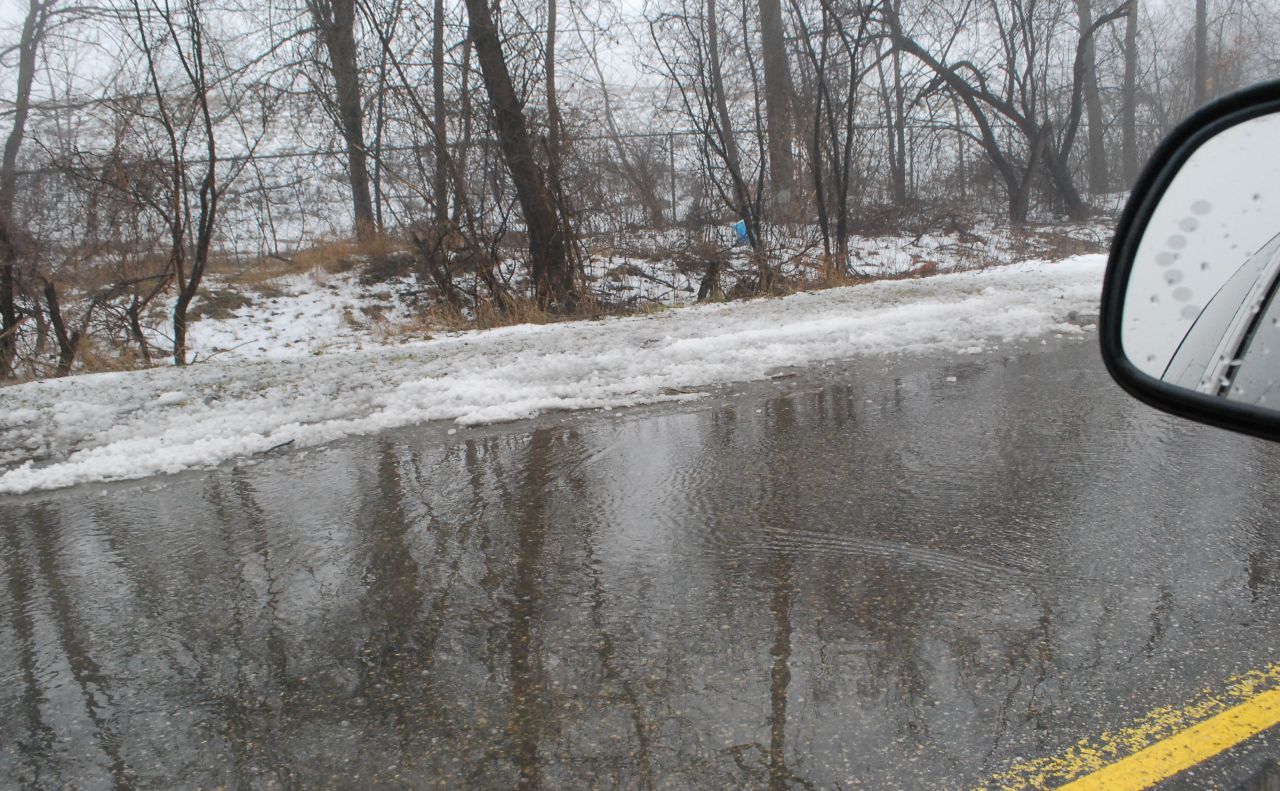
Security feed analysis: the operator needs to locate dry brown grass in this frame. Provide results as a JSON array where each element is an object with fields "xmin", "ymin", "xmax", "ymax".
[
  {"xmin": 228, "ymin": 236, "xmax": 413, "ymax": 291},
  {"xmin": 189, "ymin": 288, "xmax": 254, "ymax": 321},
  {"xmin": 474, "ymin": 296, "xmax": 557, "ymax": 330},
  {"xmin": 75, "ymin": 338, "xmax": 149, "ymax": 375},
  {"xmin": 1016, "ymin": 227, "xmax": 1108, "ymax": 260},
  {"xmin": 367, "ymin": 297, "xmax": 556, "ymax": 343}
]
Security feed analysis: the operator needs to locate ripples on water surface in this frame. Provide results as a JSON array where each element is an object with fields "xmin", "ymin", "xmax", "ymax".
[{"xmin": 2, "ymin": 339, "xmax": 1280, "ymax": 789}]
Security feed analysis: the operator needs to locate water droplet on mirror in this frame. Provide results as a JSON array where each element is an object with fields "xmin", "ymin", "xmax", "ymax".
[
  {"xmin": 1254, "ymin": 193, "xmax": 1263, "ymax": 201},
  {"xmin": 1179, "ymin": 218, "xmax": 1200, "ymax": 232},
  {"xmin": 1157, "ymin": 252, "xmax": 1176, "ymax": 266},
  {"xmin": 1181, "ymin": 304, "xmax": 1201, "ymax": 319},
  {"xmin": 1192, "ymin": 200, "xmax": 1213, "ymax": 215},
  {"xmin": 1201, "ymin": 261, "xmax": 1211, "ymax": 271},
  {"xmin": 1165, "ymin": 270, "xmax": 1184, "ymax": 285},
  {"xmin": 1173, "ymin": 287, "xmax": 1193, "ymax": 301},
  {"xmin": 1168, "ymin": 235, "xmax": 1188, "ymax": 250}
]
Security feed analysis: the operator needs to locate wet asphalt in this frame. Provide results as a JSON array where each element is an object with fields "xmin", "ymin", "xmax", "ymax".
[{"xmin": 2, "ymin": 334, "xmax": 1279, "ymax": 790}]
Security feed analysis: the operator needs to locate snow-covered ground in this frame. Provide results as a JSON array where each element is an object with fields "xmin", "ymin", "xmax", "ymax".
[
  {"xmin": 183, "ymin": 271, "xmax": 421, "ymax": 360},
  {"xmin": 0, "ymin": 255, "xmax": 1105, "ymax": 495}
]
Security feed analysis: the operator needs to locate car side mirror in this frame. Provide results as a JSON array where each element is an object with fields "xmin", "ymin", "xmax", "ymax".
[{"xmin": 1101, "ymin": 79, "xmax": 1280, "ymax": 441}]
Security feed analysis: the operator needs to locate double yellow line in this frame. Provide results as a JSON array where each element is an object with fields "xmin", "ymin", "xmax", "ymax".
[{"xmin": 984, "ymin": 663, "xmax": 1280, "ymax": 790}]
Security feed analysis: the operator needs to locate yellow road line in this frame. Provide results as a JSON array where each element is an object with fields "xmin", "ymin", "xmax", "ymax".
[
  {"xmin": 983, "ymin": 663, "xmax": 1280, "ymax": 790},
  {"xmin": 1058, "ymin": 687, "xmax": 1280, "ymax": 790}
]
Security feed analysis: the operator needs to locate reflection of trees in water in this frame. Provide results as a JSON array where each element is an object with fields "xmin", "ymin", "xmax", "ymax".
[
  {"xmin": 765, "ymin": 553, "xmax": 800, "ymax": 791},
  {"xmin": 7, "ymin": 346, "xmax": 1280, "ymax": 789},
  {"xmin": 200, "ymin": 469, "xmax": 301, "ymax": 789},
  {"xmin": 1, "ymin": 511, "xmax": 56, "ymax": 787},
  {"xmin": 707, "ymin": 372, "xmax": 1113, "ymax": 782},
  {"xmin": 757, "ymin": 396, "xmax": 805, "ymax": 791},
  {"xmin": 696, "ymin": 393, "xmax": 819, "ymax": 788},
  {"xmin": 33, "ymin": 506, "xmax": 132, "ymax": 789},
  {"xmin": 571, "ymin": 440, "xmax": 659, "ymax": 789},
  {"xmin": 0, "ymin": 506, "xmax": 133, "ymax": 789},
  {"xmin": 508, "ymin": 429, "xmax": 552, "ymax": 790},
  {"xmin": 353, "ymin": 441, "xmax": 428, "ymax": 756}
]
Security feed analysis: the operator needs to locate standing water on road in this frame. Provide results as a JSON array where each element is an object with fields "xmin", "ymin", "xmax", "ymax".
[{"xmin": 3, "ymin": 338, "xmax": 1280, "ymax": 789}]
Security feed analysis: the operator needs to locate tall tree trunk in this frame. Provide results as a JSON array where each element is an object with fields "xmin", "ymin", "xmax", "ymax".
[
  {"xmin": 370, "ymin": 2, "xmax": 396, "ymax": 229},
  {"xmin": 544, "ymin": 0, "xmax": 576, "ymax": 283},
  {"xmin": 311, "ymin": 0, "xmax": 377, "ymax": 241},
  {"xmin": 546, "ymin": 0, "xmax": 563, "ymax": 163},
  {"xmin": 1058, "ymin": 2, "xmax": 1128, "ymax": 212},
  {"xmin": 708, "ymin": 0, "xmax": 743, "ymax": 188},
  {"xmin": 0, "ymin": 1, "xmax": 49, "ymax": 378},
  {"xmin": 1122, "ymin": 0, "xmax": 1139, "ymax": 185},
  {"xmin": 874, "ymin": 37, "xmax": 909, "ymax": 205},
  {"xmin": 890, "ymin": 35, "xmax": 908, "ymax": 203},
  {"xmin": 428, "ymin": 0, "xmax": 452, "ymax": 296},
  {"xmin": 1194, "ymin": 0, "xmax": 1209, "ymax": 105},
  {"xmin": 707, "ymin": 0, "xmax": 765, "ymax": 263},
  {"xmin": 758, "ymin": 0, "xmax": 794, "ymax": 213},
  {"xmin": 1076, "ymin": 0, "xmax": 1108, "ymax": 194},
  {"xmin": 1043, "ymin": 134, "xmax": 1090, "ymax": 219},
  {"xmin": 463, "ymin": 0, "xmax": 575, "ymax": 310},
  {"xmin": 589, "ymin": 48, "xmax": 666, "ymax": 227},
  {"xmin": 127, "ymin": 296, "xmax": 151, "ymax": 365},
  {"xmin": 433, "ymin": 0, "xmax": 448, "ymax": 226},
  {"xmin": 161, "ymin": 0, "xmax": 220, "ymax": 367},
  {"xmin": 875, "ymin": 0, "xmax": 908, "ymax": 205},
  {"xmin": 42, "ymin": 280, "xmax": 80, "ymax": 378}
]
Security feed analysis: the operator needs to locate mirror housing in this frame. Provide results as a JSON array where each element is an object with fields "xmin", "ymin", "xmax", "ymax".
[{"xmin": 1101, "ymin": 79, "xmax": 1280, "ymax": 442}]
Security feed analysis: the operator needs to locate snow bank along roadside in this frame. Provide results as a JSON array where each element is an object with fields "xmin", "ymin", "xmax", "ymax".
[{"xmin": 0, "ymin": 255, "xmax": 1105, "ymax": 495}]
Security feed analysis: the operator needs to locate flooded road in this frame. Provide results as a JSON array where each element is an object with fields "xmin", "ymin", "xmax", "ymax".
[{"xmin": 3, "ymin": 336, "xmax": 1280, "ymax": 789}]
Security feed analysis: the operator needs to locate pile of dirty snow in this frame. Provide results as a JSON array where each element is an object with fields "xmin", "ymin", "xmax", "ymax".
[{"xmin": 0, "ymin": 255, "xmax": 1105, "ymax": 494}]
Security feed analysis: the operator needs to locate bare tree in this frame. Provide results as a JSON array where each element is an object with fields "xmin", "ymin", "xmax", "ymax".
[
  {"xmin": 1121, "ymin": 0, "xmax": 1139, "ymax": 185},
  {"xmin": 432, "ymin": 0, "xmax": 448, "ymax": 231},
  {"xmin": 130, "ymin": 0, "xmax": 229, "ymax": 366},
  {"xmin": 47, "ymin": 106, "xmax": 176, "ymax": 368},
  {"xmin": 577, "ymin": 9, "xmax": 669, "ymax": 227},
  {"xmin": 546, "ymin": 0, "xmax": 564, "ymax": 164},
  {"xmin": 463, "ymin": 0, "xmax": 577, "ymax": 310},
  {"xmin": 882, "ymin": 0, "xmax": 1126, "ymax": 222},
  {"xmin": 790, "ymin": 0, "xmax": 876, "ymax": 271},
  {"xmin": 358, "ymin": 1, "xmax": 513, "ymax": 311},
  {"xmin": 0, "ymin": 0, "xmax": 55, "ymax": 378},
  {"xmin": 758, "ymin": 0, "xmax": 795, "ymax": 212},
  {"xmin": 650, "ymin": 0, "xmax": 773, "ymax": 291},
  {"xmin": 874, "ymin": 0, "xmax": 910, "ymax": 206},
  {"xmin": 309, "ymin": 0, "xmax": 378, "ymax": 240},
  {"xmin": 1194, "ymin": 0, "xmax": 1209, "ymax": 105},
  {"xmin": 1076, "ymin": 0, "xmax": 1108, "ymax": 193}
]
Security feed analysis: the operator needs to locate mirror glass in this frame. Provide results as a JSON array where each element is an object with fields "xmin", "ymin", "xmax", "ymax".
[{"xmin": 1122, "ymin": 112, "xmax": 1280, "ymax": 407}]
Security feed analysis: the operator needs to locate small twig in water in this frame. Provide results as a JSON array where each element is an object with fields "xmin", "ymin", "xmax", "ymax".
[
  {"xmin": 262, "ymin": 439, "xmax": 295, "ymax": 454},
  {"xmin": 188, "ymin": 338, "xmax": 262, "ymax": 364}
]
